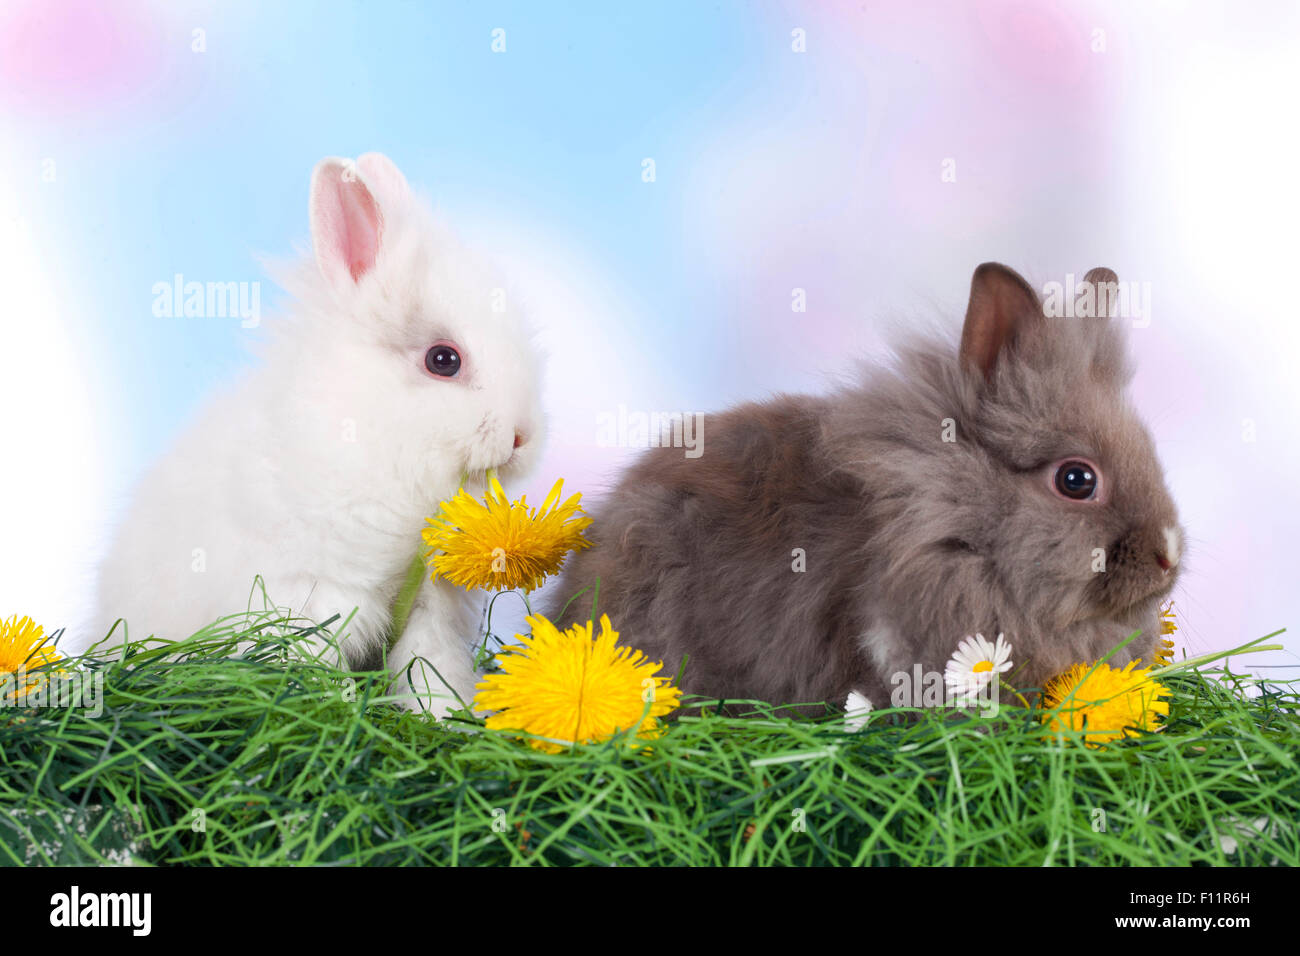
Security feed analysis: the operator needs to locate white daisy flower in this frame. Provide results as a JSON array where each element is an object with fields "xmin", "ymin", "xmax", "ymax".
[
  {"xmin": 844, "ymin": 690, "xmax": 873, "ymax": 732},
  {"xmin": 944, "ymin": 633, "xmax": 1013, "ymax": 705}
]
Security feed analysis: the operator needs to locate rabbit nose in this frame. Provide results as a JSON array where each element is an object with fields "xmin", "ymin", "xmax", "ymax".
[{"xmin": 513, "ymin": 432, "xmax": 524, "ymax": 449}]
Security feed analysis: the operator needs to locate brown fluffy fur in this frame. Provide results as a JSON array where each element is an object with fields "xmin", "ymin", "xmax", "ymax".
[{"xmin": 550, "ymin": 264, "xmax": 1182, "ymax": 710}]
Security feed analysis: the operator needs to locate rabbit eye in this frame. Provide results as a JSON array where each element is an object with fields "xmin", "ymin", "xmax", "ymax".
[
  {"xmin": 424, "ymin": 344, "xmax": 461, "ymax": 378},
  {"xmin": 1053, "ymin": 460, "xmax": 1099, "ymax": 500}
]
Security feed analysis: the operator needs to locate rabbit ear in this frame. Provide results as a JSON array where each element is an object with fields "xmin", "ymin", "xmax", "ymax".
[
  {"xmin": 1079, "ymin": 266, "xmax": 1119, "ymax": 318},
  {"xmin": 310, "ymin": 157, "xmax": 383, "ymax": 289},
  {"xmin": 356, "ymin": 153, "xmax": 411, "ymax": 205},
  {"xmin": 959, "ymin": 262, "xmax": 1042, "ymax": 379}
]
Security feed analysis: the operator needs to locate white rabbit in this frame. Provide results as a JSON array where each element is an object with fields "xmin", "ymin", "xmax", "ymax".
[{"xmin": 91, "ymin": 153, "xmax": 543, "ymax": 715}]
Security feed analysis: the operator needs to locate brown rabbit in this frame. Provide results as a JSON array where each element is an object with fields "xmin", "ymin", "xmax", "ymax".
[{"xmin": 549, "ymin": 263, "xmax": 1183, "ymax": 710}]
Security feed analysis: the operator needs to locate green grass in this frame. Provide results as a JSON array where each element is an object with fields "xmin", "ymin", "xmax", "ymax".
[{"xmin": 1, "ymin": 612, "xmax": 1296, "ymax": 866}]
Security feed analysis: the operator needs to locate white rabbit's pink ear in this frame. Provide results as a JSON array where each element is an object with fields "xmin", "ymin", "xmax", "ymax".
[
  {"xmin": 356, "ymin": 153, "xmax": 411, "ymax": 205},
  {"xmin": 309, "ymin": 157, "xmax": 383, "ymax": 289}
]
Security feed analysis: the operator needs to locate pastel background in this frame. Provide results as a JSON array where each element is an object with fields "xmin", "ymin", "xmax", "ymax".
[{"xmin": 1, "ymin": 0, "xmax": 1294, "ymax": 672}]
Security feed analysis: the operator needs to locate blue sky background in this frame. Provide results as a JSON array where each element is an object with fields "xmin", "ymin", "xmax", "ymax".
[{"xmin": 15, "ymin": 1, "xmax": 774, "ymax": 464}]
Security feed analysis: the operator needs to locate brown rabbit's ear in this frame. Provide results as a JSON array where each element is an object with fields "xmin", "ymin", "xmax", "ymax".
[
  {"xmin": 1079, "ymin": 266, "xmax": 1119, "ymax": 318},
  {"xmin": 959, "ymin": 262, "xmax": 1042, "ymax": 379}
]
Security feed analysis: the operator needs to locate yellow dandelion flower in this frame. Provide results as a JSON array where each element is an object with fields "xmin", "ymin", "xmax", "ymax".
[
  {"xmin": 1042, "ymin": 659, "xmax": 1170, "ymax": 748},
  {"xmin": 474, "ymin": 613, "xmax": 682, "ymax": 753},
  {"xmin": 423, "ymin": 477, "xmax": 592, "ymax": 592},
  {"xmin": 0, "ymin": 614, "xmax": 63, "ymax": 699},
  {"xmin": 1153, "ymin": 601, "xmax": 1177, "ymax": 666}
]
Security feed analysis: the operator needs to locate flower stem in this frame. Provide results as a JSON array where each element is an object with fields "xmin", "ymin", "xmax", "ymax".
[
  {"xmin": 1000, "ymin": 680, "xmax": 1032, "ymax": 710},
  {"xmin": 1155, "ymin": 631, "xmax": 1285, "ymax": 678}
]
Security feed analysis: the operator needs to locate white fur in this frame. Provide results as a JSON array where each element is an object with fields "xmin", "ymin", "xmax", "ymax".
[
  {"xmin": 1162, "ymin": 525, "xmax": 1181, "ymax": 567},
  {"xmin": 860, "ymin": 621, "xmax": 898, "ymax": 678},
  {"xmin": 91, "ymin": 154, "xmax": 543, "ymax": 716}
]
